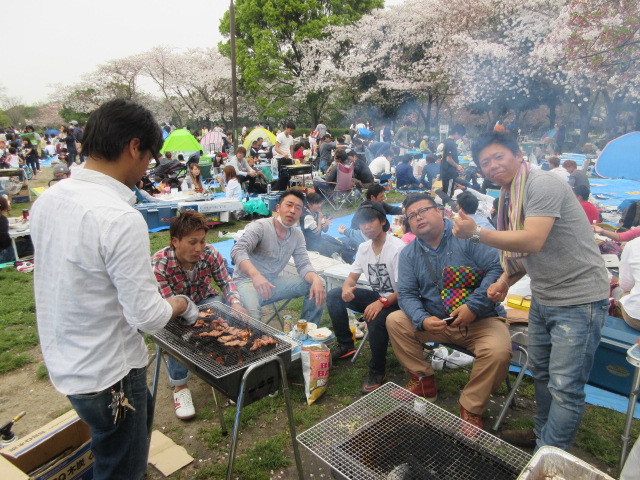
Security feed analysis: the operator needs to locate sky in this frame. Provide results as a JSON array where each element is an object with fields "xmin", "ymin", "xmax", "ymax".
[{"xmin": 5, "ymin": 0, "xmax": 403, "ymax": 106}]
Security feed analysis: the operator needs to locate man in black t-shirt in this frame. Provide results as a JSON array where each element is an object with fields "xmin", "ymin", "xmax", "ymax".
[{"xmin": 440, "ymin": 124, "xmax": 466, "ymax": 196}]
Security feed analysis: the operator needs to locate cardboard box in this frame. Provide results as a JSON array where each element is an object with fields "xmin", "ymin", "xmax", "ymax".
[{"xmin": 0, "ymin": 410, "xmax": 93, "ymax": 480}]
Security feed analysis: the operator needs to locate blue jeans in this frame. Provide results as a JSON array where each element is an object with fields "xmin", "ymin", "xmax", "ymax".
[
  {"xmin": 326, "ymin": 287, "xmax": 398, "ymax": 374},
  {"xmin": 528, "ymin": 297, "xmax": 608, "ymax": 450},
  {"xmin": 236, "ymin": 275, "xmax": 325, "ymax": 325},
  {"xmin": 68, "ymin": 367, "xmax": 152, "ymax": 480},
  {"xmin": 167, "ymin": 295, "xmax": 222, "ymax": 386}
]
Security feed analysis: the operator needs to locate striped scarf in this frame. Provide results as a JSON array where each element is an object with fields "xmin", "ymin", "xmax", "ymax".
[{"xmin": 497, "ymin": 161, "xmax": 530, "ymax": 275}]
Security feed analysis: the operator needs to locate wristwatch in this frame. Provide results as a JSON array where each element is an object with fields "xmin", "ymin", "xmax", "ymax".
[
  {"xmin": 470, "ymin": 226, "xmax": 482, "ymax": 244},
  {"xmin": 378, "ymin": 297, "xmax": 390, "ymax": 307},
  {"xmin": 230, "ymin": 299, "xmax": 242, "ymax": 305}
]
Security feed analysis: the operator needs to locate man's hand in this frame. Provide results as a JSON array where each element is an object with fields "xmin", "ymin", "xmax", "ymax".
[
  {"xmin": 252, "ymin": 273, "xmax": 276, "ymax": 301},
  {"xmin": 230, "ymin": 302, "xmax": 248, "ymax": 315},
  {"xmin": 174, "ymin": 295, "xmax": 199, "ymax": 325},
  {"xmin": 309, "ymin": 276, "xmax": 326, "ymax": 307},
  {"xmin": 452, "ymin": 211, "xmax": 477, "ymax": 239},
  {"xmin": 342, "ymin": 285, "xmax": 356, "ymax": 302},
  {"xmin": 449, "ymin": 304, "xmax": 477, "ymax": 328},
  {"xmin": 487, "ymin": 279, "xmax": 509, "ymax": 303},
  {"xmin": 363, "ymin": 299, "xmax": 384, "ymax": 322},
  {"xmin": 457, "ymin": 165, "xmax": 465, "ymax": 174},
  {"xmin": 422, "ymin": 316, "xmax": 448, "ymax": 334},
  {"xmin": 338, "ymin": 224, "xmax": 346, "ymax": 235}
]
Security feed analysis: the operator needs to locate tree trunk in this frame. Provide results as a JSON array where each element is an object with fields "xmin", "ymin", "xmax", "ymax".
[
  {"xmin": 546, "ymin": 100, "xmax": 557, "ymax": 130},
  {"xmin": 424, "ymin": 93, "xmax": 433, "ymax": 136},
  {"xmin": 602, "ymin": 89, "xmax": 626, "ymax": 139}
]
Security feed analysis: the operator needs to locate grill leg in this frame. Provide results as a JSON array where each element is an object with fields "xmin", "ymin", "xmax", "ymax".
[
  {"xmin": 226, "ymin": 356, "xmax": 304, "ymax": 480},
  {"xmin": 211, "ymin": 387, "xmax": 228, "ymax": 436}
]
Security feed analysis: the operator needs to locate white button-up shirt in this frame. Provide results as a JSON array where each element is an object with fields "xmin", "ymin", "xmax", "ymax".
[{"xmin": 31, "ymin": 169, "xmax": 172, "ymax": 395}]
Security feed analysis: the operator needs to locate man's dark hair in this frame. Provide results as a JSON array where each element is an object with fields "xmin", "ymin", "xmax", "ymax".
[
  {"xmin": 574, "ymin": 184, "xmax": 591, "ymax": 201},
  {"xmin": 354, "ymin": 201, "xmax": 389, "ymax": 231},
  {"xmin": 451, "ymin": 124, "xmax": 466, "ymax": 136},
  {"xmin": 337, "ymin": 136, "xmax": 345, "ymax": 144},
  {"xmin": 346, "ymin": 148, "xmax": 358, "ymax": 158},
  {"xmin": 404, "ymin": 192, "xmax": 437, "ymax": 212},
  {"xmin": 334, "ymin": 149, "xmax": 348, "ymax": 162},
  {"xmin": 471, "ymin": 131, "xmax": 520, "ymax": 165},
  {"xmin": 306, "ymin": 192, "xmax": 324, "ymax": 205},
  {"xmin": 366, "ymin": 184, "xmax": 386, "ymax": 200},
  {"xmin": 8, "ymin": 147, "xmax": 16, "ymax": 154},
  {"xmin": 548, "ymin": 156, "xmax": 560, "ymax": 168},
  {"xmin": 170, "ymin": 209, "xmax": 209, "ymax": 240},
  {"xmin": 426, "ymin": 153, "xmax": 437, "ymax": 164},
  {"xmin": 400, "ymin": 154, "xmax": 412, "ymax": 164},
  {"xmin": 456, "ymin": 191, "xmax": 479, "ymax": 214},
  {"xmin": 81, "ymin": 98, "xmax": 163, "ymax": 162},
  {"xmin": 279, "ymin": 188, "xmax": 304, "ymax": 204},
  {"xmin": 0, "ymin": 196, "xmax": 9, "ymax": 212},
  {"xmin": 285, "ymin": 121, "xmax": 296, "ymax": 130}
]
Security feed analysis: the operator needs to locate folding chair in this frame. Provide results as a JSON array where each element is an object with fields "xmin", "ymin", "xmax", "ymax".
[{"xmin": 316, "ymin": 163, "xmax": 365, "ymax": 210}]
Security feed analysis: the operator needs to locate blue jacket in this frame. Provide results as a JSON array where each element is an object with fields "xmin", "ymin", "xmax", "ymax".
[{"xmin": 398, "ymin": 220, "xmax": 505, "ymax": 330}]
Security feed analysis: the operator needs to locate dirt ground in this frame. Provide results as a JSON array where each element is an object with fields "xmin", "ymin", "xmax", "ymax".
[{"xmin": 0, "ymin": 346, "xmax": 619, "ymax": 480}]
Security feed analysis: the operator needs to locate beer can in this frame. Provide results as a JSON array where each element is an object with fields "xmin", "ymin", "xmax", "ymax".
[
  {"xmin": 283, "ymin": 315, "xmax": 293, "ymax": 333},
  {"xmin": 297, "ymin": 319, "xmax": 308, "ymax": 335},
  {"xmin": 267, "ymin": 184, "xmax": 271, "ymax": 194},
  {"xmin": 22, "ymin": 209, "xmax": 29, "ymax": 220}
]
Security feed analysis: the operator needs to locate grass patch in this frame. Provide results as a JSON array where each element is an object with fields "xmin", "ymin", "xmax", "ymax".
[{"xmin": 36, "ymin": 363, "xmax": 48, "ymax": 380}]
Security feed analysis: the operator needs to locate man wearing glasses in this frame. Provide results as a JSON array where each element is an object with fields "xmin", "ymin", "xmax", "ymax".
[{"xmin": 387, "ymin": 193, "xmax": 511, "ymax": 433}]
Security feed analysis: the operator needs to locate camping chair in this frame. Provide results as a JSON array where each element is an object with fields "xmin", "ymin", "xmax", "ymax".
[{"xmin": 316, "ymin": 163, "xmax": 365, "ymax": 210}]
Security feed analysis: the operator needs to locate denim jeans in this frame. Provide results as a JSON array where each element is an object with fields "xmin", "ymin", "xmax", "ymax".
[
  {"xmin": 326, "ymin": 287, "xmax": 398, "ymax": 374},
  {"xmin": 166, "ymin": 295, "xmax": 222, "ymax": 386},
  {"xmin": 236, "ymin": 275, "xmax": 325, "ymax": 325},
  {"xmin": 528, "ymin": 297, "xmax": 608, "ymax": 450},
  {"xmin": 68, "ymin": 367, "xmax": 152, "ymax": 480}
]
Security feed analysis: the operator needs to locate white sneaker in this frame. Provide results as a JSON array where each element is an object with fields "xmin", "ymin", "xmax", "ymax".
[
  {"xmin": 173, "ymin": 388, "xmax": 196, "ymax": 420},
  {"xmin": 431, "ymin": 347, "xmax": 449, "ymax": 371},
  {"xmin": 445, "ymin": 350, "xmax": 474, "ymax": 369}
]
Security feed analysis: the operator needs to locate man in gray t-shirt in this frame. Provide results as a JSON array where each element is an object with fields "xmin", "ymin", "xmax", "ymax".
[
  {"xmin": 231, "ymin": 189, "xmax": 326, "ymax": 323},
  {"xmin": 454, "ymin": 132, "xmax": 609, "ymax": 451}
]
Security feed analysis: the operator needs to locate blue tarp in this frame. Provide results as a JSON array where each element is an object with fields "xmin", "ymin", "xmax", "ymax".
[{"xmin": 595, "ymin": 132, "xmax": 640, "ymax": 180}]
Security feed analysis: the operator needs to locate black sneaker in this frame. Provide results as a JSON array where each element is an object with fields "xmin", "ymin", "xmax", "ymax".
[
  {"xmin": 360, "ymin": 371, "xmax": 387, "ymax": 394},
  {"xmin": 331, "ymin": 343, "xmax": 356, "ymax": 361}
]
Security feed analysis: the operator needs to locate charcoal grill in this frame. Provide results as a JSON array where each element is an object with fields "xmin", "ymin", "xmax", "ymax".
[
  {"xmin": 298, "ymin": 382, "xmax": 531, "ymax": 480},
  {"xmin": 150, "ymin": 301, "xmax": 303, "ymax": 479}
]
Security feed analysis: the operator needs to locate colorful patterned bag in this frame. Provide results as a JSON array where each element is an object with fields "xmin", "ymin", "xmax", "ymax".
[{"xmin": 440, "ymin": 266, "xmax": 484, "ymax": 315}]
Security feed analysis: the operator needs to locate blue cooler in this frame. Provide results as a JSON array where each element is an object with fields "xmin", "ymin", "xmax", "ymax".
[
  {"xmin": 588, "ymin": 315, "xmax": 640, "ymax": 397},
  {"xmin": 134, "ymin": 203, "xmax": 179, "ymax": 231}
]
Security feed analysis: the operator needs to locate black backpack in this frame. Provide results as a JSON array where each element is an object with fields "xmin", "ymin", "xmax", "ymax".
[{"xmin": 620, "ymin": 201, "xmax": 640, "ymax": 231}]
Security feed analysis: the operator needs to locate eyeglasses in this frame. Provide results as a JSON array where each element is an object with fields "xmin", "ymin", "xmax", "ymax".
[{"xmin": 406, "ymin": 205, "xmax": 438, "ymax": 221}]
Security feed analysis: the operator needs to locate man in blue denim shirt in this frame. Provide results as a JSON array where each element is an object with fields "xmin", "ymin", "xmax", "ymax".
[
  {"xmin": 387, "ymin": 193, "xmax": 511, "ymax": 433},
  {"xmin": 454, "ymin": 132, "xmax": 609, "ymax": 450}
]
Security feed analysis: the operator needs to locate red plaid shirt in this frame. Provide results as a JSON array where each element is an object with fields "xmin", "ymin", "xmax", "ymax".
[{"xmin": 151, "ymin": 245, "xmax": 240, "ymax": 304}]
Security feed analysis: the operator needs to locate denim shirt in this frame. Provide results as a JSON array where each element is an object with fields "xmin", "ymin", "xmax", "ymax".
[{"xmin": 398, "ymin": 220, "xmax": 505, "ymax": 330}]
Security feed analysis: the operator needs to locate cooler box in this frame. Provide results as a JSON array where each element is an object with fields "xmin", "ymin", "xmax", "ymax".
[
  {"xmin": 588, "ymin": 315, "xmax": 640, "ymax": 397},
  {"xmin": 134, "ymin": 203, "xmax": 179, "ymax": 231},
  {"xmin": 258, "ymin": 193, "xmax": 280, "ymax": 212},
  {"xmin": 178, "ymin": 199, "xmax": 243, "ymax": 223}
]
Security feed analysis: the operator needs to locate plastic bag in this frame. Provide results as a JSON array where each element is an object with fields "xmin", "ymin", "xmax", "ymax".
[
  {"xmin": 301, "ymin": 344, "xmax": 330, "ymax": 405},
  {"xmin": 242, "ymin": 199, "xmax": 269, "ymax": 216}
]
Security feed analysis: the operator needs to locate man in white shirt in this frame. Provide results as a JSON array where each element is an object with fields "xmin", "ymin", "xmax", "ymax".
[
  {"xmin": 369, "ymin": 150, "xmax": 392, "ymax": 177},
  {"xmin": 274, "ymin": 121, "xmax": 296, "ymax": 190},
  {"xmin": 30, "ymin": 99, "xmax": 197, "ymax": 480},
  {"xmin": 548, "ymin": 156, "xmax": 569, "ymax": 182}
]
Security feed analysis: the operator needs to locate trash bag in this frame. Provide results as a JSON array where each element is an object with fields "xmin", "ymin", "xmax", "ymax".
[{"xmin": 243, "ymin": 199, "xmax": 269, "ymax": 216}]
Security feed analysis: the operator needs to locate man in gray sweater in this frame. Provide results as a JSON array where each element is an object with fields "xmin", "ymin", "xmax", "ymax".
[{"xmin": 231, "ymin": 189, "xmax": 326, "ymax": 323}]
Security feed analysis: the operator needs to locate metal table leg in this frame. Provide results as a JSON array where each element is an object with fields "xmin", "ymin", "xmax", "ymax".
[
  {"xmin": 227, "ymin": 356, "xmax": 304, "ymax": 480},
  {"xmin": 620, "ymin": 351, "xmax": 640, "ymax": 470}
]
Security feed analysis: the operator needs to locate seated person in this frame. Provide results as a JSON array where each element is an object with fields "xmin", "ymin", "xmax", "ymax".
[
  {"xmin": 574, "ymin": 184, "xmax": 598, "ymax": 225},
  {"xmin": 339, "ymin": 185, "xmax": 403, "ymax": 248},
  {"xmin": 226, "ymin": 146, "xmax": 264, "ymax": 194},
  {"xmin": 52, "ymin": 163, "xmax": 70, "ymax": 180},
  {"xmin": 313, "ymin": 149, "xmax": 350, "ymax": 193},
  {"xmin": 301, "ymin": 193, "xmax": 355, "ymax": 262},
  {"xmin": 395, "ymin": 154, "xmax": 422, "ymax": 189},
  {"xmin": 348, "ymin": 149, "xmax": 375, "ymax": 191},
  {"xmin": 213, "ymin": 152, "xmax": 224, "ymax": 169},
  {"xmin": 249, "ymin": 140, "xmax": 260, "ymax": 159},
  {"xmin": 152, "ymin": 210, "xmax": 246, "ymax": 419},
  {"xmin": 134, "ymin": 180, "xmax": 162, "ymax": 203},
  {"xmin": 369, "ymin": 150, "xmax": 392, "ymax": 177},
  {"xmin": 224, "ymin": 165, "xmax": 243, "ymax": 201},
  {"xmin": 293, "ymin": 143, "xmax": 305, "ymax": 162},
  {"xmin": 420, "ymin": 154, "xmax": 440, "ymax": 189},
  {"xmin": 387, "ymin": 193, "xmax": 511, "ymax": 431},
  {"xmin": 186, "ymin": 163, "xmax": 204, "ymax": 192},
  {"xmin": 619, "ymin": 237, "xmax": 640, "ymax": 331},
  {"xmin": 456, "ymin": 191, "xmax": 494, "ymax": 230},
  {"xmin": 419, "ymin": 135, "xmax": 429, "ymax": 152},
  {"xmin": 563, "ymin": 159, "xmax": 590, "ymax": 190},
  {"xmin": 230, "ymin": 189, "xmax": 326, "ymax": 323},
  {"xmin": 548, "ymin": 156, "xmax": 569, "ymax": 182},
  {"xmin": 328, "ymin": 202, "xmax": 406, "ymax": 393}
]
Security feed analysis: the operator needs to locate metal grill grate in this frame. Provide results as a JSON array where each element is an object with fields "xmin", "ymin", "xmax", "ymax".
[{"xmin": 298, "ymin": 382, "xmax": 531, "ymax": 480}]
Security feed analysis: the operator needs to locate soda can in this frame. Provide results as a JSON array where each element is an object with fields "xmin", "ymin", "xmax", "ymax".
[
  {"xmin": 283, "ymin": 315, "xmax": 293, "ymax": 333},
  {"xmin": 22, "ymin": 209, "xmax": 29, "ymax": 220},
  {"xmin": 267, "ymin": 184, "xmax": 271, "ymax": 194}
]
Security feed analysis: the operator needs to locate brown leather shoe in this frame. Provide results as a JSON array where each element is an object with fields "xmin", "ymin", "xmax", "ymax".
[
  {"xmin": 405, "ymin": 374, "xmax": 437, "ymax": 401},
  {"xmin": 499, "ymin": 429, "xmax": 537, "ymax": 448},
  {"xmin": 460, "ymin": 404, "xmax": 483, "ymax": 437}
]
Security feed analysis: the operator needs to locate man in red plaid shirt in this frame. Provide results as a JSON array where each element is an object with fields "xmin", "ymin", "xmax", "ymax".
[{"xmin": 152, "ymin": 210, "xmax": 246, "ymax": 419}]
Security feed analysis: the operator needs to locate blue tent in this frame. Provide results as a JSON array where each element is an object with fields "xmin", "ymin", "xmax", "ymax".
[{"xmin": 595, "ymin": 132, "xmax": 640, "ymax": 180}]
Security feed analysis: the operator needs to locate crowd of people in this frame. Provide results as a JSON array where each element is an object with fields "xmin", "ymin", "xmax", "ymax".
[{"xmin": 19, "ymin": 98, "xmax": 640, "ymax": 480}]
